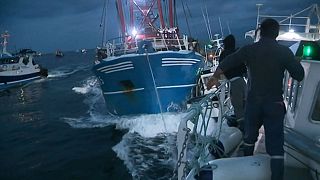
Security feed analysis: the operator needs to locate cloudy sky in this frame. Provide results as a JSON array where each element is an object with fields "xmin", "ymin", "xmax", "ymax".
[{"xmin": 0, "ymin": 0, "xmax": 319, "ymax": 53}]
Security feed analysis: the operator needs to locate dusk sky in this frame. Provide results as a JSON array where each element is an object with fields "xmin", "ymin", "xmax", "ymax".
[{"xmin": 0, "ymin": 0, "xmax": 319, "ymax": 53}]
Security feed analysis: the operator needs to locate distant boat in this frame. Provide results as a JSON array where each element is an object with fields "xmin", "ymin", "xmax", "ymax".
[
  {"xmin": 93, "ymin": 0, "xmax": 204, "ymax": 115},
  {"xmin": 0, "ymin": 31, "xmax": 48, "ymax": 90},
  {"xmin": 81, "ymin": 49, "xmax": 87, "ymax": 53},
  {"xmin": 55, "ymin": 50, "xmax": 64, "ymax": 57}
]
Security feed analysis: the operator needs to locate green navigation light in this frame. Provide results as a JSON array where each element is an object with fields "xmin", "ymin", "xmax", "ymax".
[
  {"xmin": 303, "ymin": 45, "xmax": 313, "ymax": 57},
  {"xmin": 298, "ymin": 41, "xmax": 320, "ymax": 61}
]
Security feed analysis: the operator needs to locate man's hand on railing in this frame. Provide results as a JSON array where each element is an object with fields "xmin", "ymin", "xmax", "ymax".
[{"xmin": 206, "ymin": 76, "xmax": 220, "ymax": 90}]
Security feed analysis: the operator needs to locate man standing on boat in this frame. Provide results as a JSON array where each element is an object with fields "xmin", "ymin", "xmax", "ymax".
[
  {"xmin": 206, "ymin": 18, "xmax": 304, "ymax": 180},
  {"xmin": 219, "ymin": 34, "xmax": 247, "ymax": 131}
]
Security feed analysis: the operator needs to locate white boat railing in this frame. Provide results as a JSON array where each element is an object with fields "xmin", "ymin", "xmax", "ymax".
[
  {"xmin": 245, "ymin": 4, "xmax": 320, "ymax": 42},
  {"xmin": 174, "ymin": 80, "xmax": 233, "ymax": 180},
  {"xmin": 97, "ymin": 34, "xmax": 190, "ymax": 59}
]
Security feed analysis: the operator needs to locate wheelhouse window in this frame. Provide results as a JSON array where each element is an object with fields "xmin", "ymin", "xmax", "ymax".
[
  {"xmin": 0, "ymin": 57, "xmax": 19, "ymax": 64},
  {"xmin": 22, "ymin": 57, "xmax": 29, "ymax": 65},
  {"xmin": 311, "ymin": 83, "xmax": 320, "ymax": 122}
]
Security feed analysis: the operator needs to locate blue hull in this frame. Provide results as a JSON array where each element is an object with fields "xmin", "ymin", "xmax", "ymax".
[{"xmin": 93, "ymin": 51, "xmax": 203, "ymax": 115}]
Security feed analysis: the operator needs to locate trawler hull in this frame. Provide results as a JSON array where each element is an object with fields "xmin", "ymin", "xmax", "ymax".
[{"xmin": 93, "ymin": 50, "xmax": 203, "ymax": 115}]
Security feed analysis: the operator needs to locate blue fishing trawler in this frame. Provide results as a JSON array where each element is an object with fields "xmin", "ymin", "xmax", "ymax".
[{"xmin": 93, "ymin": 0, "xmax": 204, "ymax": 115}]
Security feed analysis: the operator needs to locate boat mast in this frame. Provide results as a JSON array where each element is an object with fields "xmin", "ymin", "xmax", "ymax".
[
  {"xmin": 116, "ymin": 0, "xmax": 126, "ymax": 37},
  {"xmin": 169, "ymin": 0, "xmax": 174, "ymax": 28},
  {"xmin": 129, "ymin": 0, "xmax": 161, "ymax": 38},
  {"xmin": 100, "ymin": 0, "xmax": 109, "ymax": 46},
  {"xmin": 129, "ymin": 0, "xmax": 134, "ymax": 30},
  {"xmin": 173, "ymin": 0, "xmax": 178, "ymax": 27},
  {"xmin": 157, "ymin": 0, "xmax": 165, "ymax": 29},
  {"xmin": 256, "ymin": 4, "xmax": 263, "ymax": 29},
  {"xmin": 1, "ymin": 31, "xmax": 10, "ymax": 57},
  {"xmin": 181, "ymin": 0, "xmax": 191, "ymax": 36},
  {"xmin": 118, "ymin": 0, "xmax": 181, "ymax": 39}
]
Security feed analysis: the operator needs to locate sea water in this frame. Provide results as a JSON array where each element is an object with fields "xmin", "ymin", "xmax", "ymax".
[{"xmin": 0, "ymin": 51, "xmax": 183, "ymax": 180}]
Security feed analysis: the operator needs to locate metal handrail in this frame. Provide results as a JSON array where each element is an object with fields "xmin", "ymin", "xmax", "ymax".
[
  {"xmin": 176, "ymin": 80, "xmax": 232, "ymax": 179},
  {"xmin": 100, "ymin": 35, "xmax": 189, "ymax": 57},
  {"xmin": 246, "ymin": 4, "xmax": 320, "ymax": 42}
]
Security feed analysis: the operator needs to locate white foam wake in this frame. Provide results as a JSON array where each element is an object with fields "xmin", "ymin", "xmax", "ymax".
[
  {"xmin": 64, "ymin": 76, "xmax": 116, "ymax": 128},
  {"xmin": 63, "ymin": 114, "xmax": 116, "ymax": 128},
  {"xmin": 72, "ymin": 78, "xmax": 98, "ymax": 94},
  {"xmin": 116, "ymin": 113, "xmax": 186, "ymax": 138},
  {"xmin": 47, "ymin": 69, "xmax": 76, "ymax": 78},
  {"xmin": 48, "ymin": 64, "xmax": 91, "ymax": 78}
]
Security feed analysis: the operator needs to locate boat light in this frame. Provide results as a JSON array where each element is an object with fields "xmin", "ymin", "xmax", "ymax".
[
  {"xmin": 278, "ymin": 31, "xmax": 301, "ymax": 40},
  {"xmin": 132, "ymin": 28, "xmax": 138, "ymax": 36},
  {"xmin": 303, "ymin": 45, "xmax": 313, "ymax": 57},
  {"xmin": 291, "ymin": 41, "xmax": 320, "ymax": 60},
  {"xmin": 301, "ymin": 42, "xmax": 320, "ymax": 60}
]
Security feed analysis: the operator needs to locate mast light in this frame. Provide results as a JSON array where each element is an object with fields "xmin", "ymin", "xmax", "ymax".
[{"xmin": 132, "ymin": 28, "xmax": 138, "ymax": 36}]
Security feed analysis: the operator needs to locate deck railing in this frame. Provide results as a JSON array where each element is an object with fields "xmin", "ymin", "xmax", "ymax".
[
  {"xmin": 175, "ymin": 80, "xmax": 233, "ymax": 179},
  {"xmin": 96, "ymin": 34, "xmax": 190, "ymax": 60},
  {"xmin": 245, "ymin": 4, "xmax": 320, "ymax": 42}
]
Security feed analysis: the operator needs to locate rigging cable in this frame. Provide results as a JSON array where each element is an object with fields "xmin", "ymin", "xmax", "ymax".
[
  {"xmin": 204, "ymin": 0, "xmax": 213, "ymax": 40},
  {"xmin": 173, "ymin": 0, "xmax": 178, "ymax": 27},
  {"xmin": 186, "ymin": 1, "xmax": 192, "ymax": 18},
  {"xmin": 218, "ymin": 17, "xmax": 224, "ymax": 38},
  {"xmin": 100, "ymin": 0, "xmax": 107, "ymax": 46},
  {"xmin": 200, "ymin": 0, "xmax": 211, "ymax": 40},
  {"xmin": 180, "ymin": 0, "xmax": 192, "ymax": 37},
  {"xmin": 163, "ymin": 0, "xmax": 168, "ymax": 27},
  {"xmin": 227, "ymin": 21, "xmax": 231, "ymax": 34},
  {"xmin": 144, "ymin": 47, "xmax": 168, "ymax": 133}
]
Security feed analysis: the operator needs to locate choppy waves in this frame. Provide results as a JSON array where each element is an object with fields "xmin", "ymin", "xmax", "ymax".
[
  {"xmin": 113, "ymin": 133, "xmax": 177, "ymax": 179},
  {"xmin": 64, "ymin": 76, "xmax": 116, "ymax": 128},
  {"xmin": 64, "ymin": 76, "xmax": 185, "ymax": 179}
]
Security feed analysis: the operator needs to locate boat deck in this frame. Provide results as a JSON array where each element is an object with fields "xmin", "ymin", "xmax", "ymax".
[{"xmin": 254, "ymin": 127, "xmax": 313, "ymax": 180}]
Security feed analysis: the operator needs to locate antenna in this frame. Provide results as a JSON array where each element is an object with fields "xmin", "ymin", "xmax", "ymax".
[
  {"xmin": 1, "ymin": 31, "xmax": 12, "ymax": 57},
  {"xmin": 1, "ymin": 31, "xmax": 9, "ymax": 52},
  {"xmin": 256, "ymin": 4, "xmax": 263, "ymax": 29},
  {"xmin": 218, "ymin": 17, "xmax": 224, "ymax": 37}
]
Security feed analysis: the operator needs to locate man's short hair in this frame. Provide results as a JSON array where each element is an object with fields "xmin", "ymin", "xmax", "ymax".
[
  {"xmin": 223, "ymin": 34, "xmax": 235, "ymax": 50},
  {"xmin": 260, "ymin": 18, "xmax": 279, "ymax": 39}
]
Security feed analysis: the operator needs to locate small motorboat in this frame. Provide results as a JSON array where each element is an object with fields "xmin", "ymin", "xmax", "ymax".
[{"xmin": 0, "ymin": 31, "xmax": 48, "ymax": 90}]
